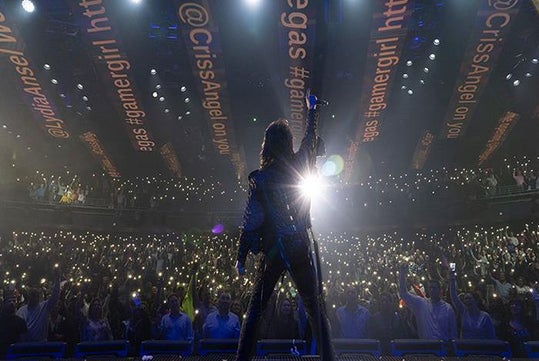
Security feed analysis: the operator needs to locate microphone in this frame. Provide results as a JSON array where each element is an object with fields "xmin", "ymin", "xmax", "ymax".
[{"xmin": 315, "ymin": 99, "xmax": 329, "ymax": 106}]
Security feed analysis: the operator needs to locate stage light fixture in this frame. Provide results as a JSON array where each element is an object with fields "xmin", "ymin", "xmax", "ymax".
[
  {"xmin": 402, "ymin": 73, "xmax": 408, "ymax": 79},
  {"xmin": 433, "ymin": 39, "xmax": 440, "ymax": 45},
  {"xmin": 180, "ymin": 86, "xmax": 187, "ymax": 92},
  {"xmin": 401, "ymin": 85, "xmax": 406, "ymax": 89},
  {"xmin": 532, "ymin": 58, "xmax": 538, "ymax": 64},
  {"xmin": 245, "ymin": 0, "xmax": 261, "ymax": 8},
  {"xmin": 186, "ymin": 111, "xmax": 191, "ymax": 115},
  {"xmin": 159, "ymin": 96, "xmax": 165, "ymax": 102},
  {"xmin": 152, "ymin": 92, "xmax": 158, "ymax": 98},
  {"xmin": 131, "ymin": 0, "xmax": 142, "ymax": 3},
  {"xmin": 429, "ymin": 53, "xmax": 436, "ymax": 60},
  {"xmin": 155, "ymin": 84, "xmax": 161, "ymax": 90},
  {"xmin": 513, "ymin": 79, "xmax": 520, "ymax": 86},
  {"xmin": 423, "ymin": 67, "xmax": 429, "ymax": 73},
  {"xmin": 525, "ymin": 72, "xmax": 532, "ymax": 78},
  {"xmin": 51, "ymin": 79, "xmax": 58, "ymax": 84},
  {"xmin": 407, "ymin": 89, "xmax": 413, "ymax": 95},
  {"xmin": 43, "ymin": 64, "xmax": 51, "ymax": 70},
  {"xmin": 22, "ymin": 0, "xmax": 35, "ymax": 13},
  {"xmin": 184, "ymin": 97, "xmax": 190, "ymax": 103},
  {"xmin": 406, "ymin": 60, "xmax": 412, "ymax": 66},
  {"xmin": 164, "ymin": 108, "xmax": 170, "ymax": 113},
  {"xmin": 420, "ymin": 79, "xmax": 425, "ymax": 85},
  {"xmin": 299, "ymin": 174, "xmax": 323, "ymax": 199},
  {"xmin": 178, "ymin": 115, "xmax": 183, "ymax": 120},
  {"xmin": 82, "ymin": 96, "xmax": 89, "ymax": 102},
  {"xmin": 506, "ymin": 73, "xmax": 512, "ymax": 80},
  {"xmin": 77, "ymin": 83, "xmax": 84, "ymax": 90},
  {"xmin": 150, "ymin": 69, "xmax": 157, "ymax": 75}
]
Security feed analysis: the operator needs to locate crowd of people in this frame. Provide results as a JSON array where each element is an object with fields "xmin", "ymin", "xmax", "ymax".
[
  {"xmin": 1, "ymin": 222, "xmax": 538, "ymax": 357},
  {"xmin": 13, "ymin": 156, "xmax": 538, "ymax": 215}
]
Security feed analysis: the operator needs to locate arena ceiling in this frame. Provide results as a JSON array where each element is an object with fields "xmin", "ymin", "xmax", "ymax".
[{"xmin": 0, "ymin": 0, "xmax": 537, "ymax": 185}]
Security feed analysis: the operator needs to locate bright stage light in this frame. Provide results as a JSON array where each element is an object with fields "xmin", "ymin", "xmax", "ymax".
[
  {"xmin": 506, "ymin": 73, "xmax": 512, "ymax": 80},
  {"xmin": 245, "ymin": 0, "xmax": 261, "ymax": 8},
  {"xmin": 402, "ymin": 73, "xmax": 408, "ymax": 79},
  {"xmin": 131, "ymin": 0, "xmax": 142, "ymax": 3},
  {"xmin": 433, "ymin": 38, "xmax": 440, "ymax": 45},
  {"xmin": 299, "ymin": 174, "xmax": 323, "ymax": 199},
  {"xmin": 513, "ymin": 79, "xmax": 520, "ymax": 86},
  {"xmin": 429, "ymin": 53, "xmax": 436, "ymax": 60},
  {"xmin": 532, "ymin": 58, "xmax": 538, "ymax": 64},
  {"xmin": 22, "ymin": 0, "xmax": 35, "ymax": 13},
  {"xmin": 150, "ymin": 69, "xmax": 157, "ymax": 75},
  {"xmin": 406, "ymin": 60, "xmax": 412, "ymax": 66}
]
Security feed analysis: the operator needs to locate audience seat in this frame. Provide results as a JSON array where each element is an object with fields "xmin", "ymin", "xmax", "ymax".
[
  {"xmin": 6, "ymin": 342, "xmax": 66, "ymax": 360},
  {"xmin": 390, "ymin": 339, "xmax": 446, "ymax": 356},
  {"xmin": 139, "ymin": 340, "xmax": 192, "ymax": 356},
  {"xmin": 198, "ymin": 338, "xmax": 239, "ymax": 355},
  {"xmin": 256, "ymin": 339, "xmax": 307, "ymax": 356},
  {"xmin": 74, "ymin": 340, "xmax": 129, "ymax": 358},
  {"xmin": 452, "ymin": 339, "xmax": 511, "ymax": 357},
  {"xmin": 525, "ymin": 341, "xmax": 539, "ymax": 358},
  {"xmin": 332, "ymin": 338, "xmax": 381, "ymax": 357}
]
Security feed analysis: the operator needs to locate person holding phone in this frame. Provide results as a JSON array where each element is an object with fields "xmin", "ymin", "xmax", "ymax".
[{"xmin": 449, "ymin": 266, "xmax": 496, "ymax": 339}]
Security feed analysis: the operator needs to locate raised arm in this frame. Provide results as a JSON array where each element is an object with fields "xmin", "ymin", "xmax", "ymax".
[
  {"xmin": 297, "ymin": 92, "xmax": 321, "ymax": 171},
  {"xmin": 449, "ymin": 271, "xmax": 465, "ymax": 316}
]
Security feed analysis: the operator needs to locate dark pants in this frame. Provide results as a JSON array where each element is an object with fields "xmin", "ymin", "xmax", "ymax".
[{"xmin": 236, "ymin": 236, "xmax": 335, "ymax": 361}]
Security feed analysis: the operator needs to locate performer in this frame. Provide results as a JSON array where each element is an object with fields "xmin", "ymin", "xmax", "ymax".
[{"xmin": 234, "ymin": 92, "xmax": 335, "ymax": 360}]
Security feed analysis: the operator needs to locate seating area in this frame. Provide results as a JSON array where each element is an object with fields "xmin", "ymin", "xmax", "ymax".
[{"xmin": 2, "ymin": 339, "xmax": 527, "ymax": 359}]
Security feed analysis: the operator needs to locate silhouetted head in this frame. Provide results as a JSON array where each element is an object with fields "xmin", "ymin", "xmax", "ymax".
[{"xmin": 260, "ymin": 119, "xmax": 294, "ymax": 168}]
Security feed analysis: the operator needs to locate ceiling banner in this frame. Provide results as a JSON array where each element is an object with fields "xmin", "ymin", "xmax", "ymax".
[
  {"xmin": 344, "ymin": 0, "xmax": 414, "ymax": 182},
  {"xmin": 439, "ymin": 0, "xmax": 521, "ymax": 139},
  {"xmin": 176, "ymin": 0, "xmax": 245, "ymax": 180},
  {"xmin": 0, "ymin": 7, "xmax": 70, "ymax": 139},
  {"xmin": 80, "ymin": 131, "xmax": 120, "ymax": 178},
  {"xmin": 73, "ymin": 0, "xmax": 156, "ymax": 152},
  {"xmin": 410, "ymin": 130, "xmax": 434, "ymax": 170},
  {"xmin": 278, "ymin": 0, "xmax": 317, "ymax": 150},
  {"xmin": 160, "ymin": 143, "xmax": 182, "ymax": 179},
  {"xmin": 478, "ymin": 111, "xmax": 519, "ymax": 165}
]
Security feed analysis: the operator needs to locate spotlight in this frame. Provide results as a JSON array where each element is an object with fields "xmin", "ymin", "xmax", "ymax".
[
  {"xmin": 76, "ymin": 83, "xmax": 83, "ymax": 90},
  {"xmin": 159, "ymin": 96, "xmax": 165, "ymax": 102},
  {"xmin": 51, "ymin": 79, "xmax": 58, "ymax": 84},
  {"xmin": 406, "ymin": 60, "xmax": 413, "ymax": 66},
  {"xmin": 43, "ymin": 64, "xmax": 51, "ymax": 70},
  {"xmin": 423, "ymin": 67, "xmax": 429, "ymax": 73},
  {"xmin": 185, "ymin": 111, "xmax": 191, "ymax": 115},
  {"xmin": 433, "ymin": 39, "xmax": 440, "ymax": 45},
  {"xmin": 82, "ymin": 96, "xmax": 89, "ymax": 102},
  {"xmin": 155, "ymin": 84, "xmax": 161, "ymax": 90},
  {"xmin": 532, "ymin": 58, "xmax": 538, "ymax": 64},
  {"xmin": 184, "ymin": 97, "xmax": 190, "ymax": 103},
  {"xmin": 407, "ymin": 89, "xmax": 413, "ymax": 95},
  {"xmin": 180, "ymin": 86, "xmax": 187, "ymax": 92},
  {"xmin": 505, "ymin": 73, "xmax": 512, "ymax": 80},
  {"xmin": 152, "ymin": 91, "xmax": 158, "ymax": 98},
  {"xmin": 164, "ymin": 108, "xmax": 170, "ymax": 113},
  {"xmin": 178, "ymin": 115, "xmax": 183, "ymax": 120},
  {"xmin": 150, "ymin": 69, "xmax": 157, "ymax": 75},
  {"xmin": 131, "ymin": 0, "xmax": 142, "ymax": 3},
  {"xmin": 403, "ymin": 73, "xmax": 409, "ymax": 79},
  {"xmin": 429, "ymin": 53, "xmax": 436, "ymax": 60},
  {"xmin": 513, "ymin": 79, "xmax": 520, "ymax": 86},
  {"xmin": 525, "ymin": 72, "xmax": 532, "ymax": 78},
  {"xmin": 401, "ymin": 85, "xmax": 407, "ymax": 90},
  {"xmin": 22, "ymin": 0, "xmax": 35, "ymax": 13},
  {"xmin": 299, "ymin": 174, "xmax": 323, "ymax": 199},
  {"xmin": 245, "ymin": 0, "xmax": 261, "ymax": 8},
  {"xmin": 420, "ymin": 79, "xmax": 425, "ymax": 85}
]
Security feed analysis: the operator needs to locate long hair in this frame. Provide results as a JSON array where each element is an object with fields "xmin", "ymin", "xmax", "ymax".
[{"xmin": 260, "ymin": 119, "xmax": 294, "ymax": 168}]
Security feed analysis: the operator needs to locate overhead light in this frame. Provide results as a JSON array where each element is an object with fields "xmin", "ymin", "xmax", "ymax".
[
  {"xmin": 253, "ymin": 117, "xmax": 257, "ymax": 122},
  {"xmin": 180, "ymin": 86, "xmax": 187, "ymax": 92},
  {"xmin": 505, "ymin": 73, "xmax": 512, "ymax": 80},
  {"xmin": 423, "ymin": 67, "xmax": 429, "ymax": 73},
  {"xmin": 525, "ymin": 72, "xmax": 532, "ymax": 78},
  {"xmin": 2, "ymin": 125, "xmax": 7, "ymax": 129},
  {"xmin": 77, "ymin": 83, "xmax": 84, "ymax": 90},
  {"xmin": 21, "ymin": 0, "xmax": 35, "ymax": 13},
  {"xmin": 513, "ymin": 79, "xmax": 520, "ymax": 86},
  {"xmin": 406, "ymin": 60, "xmax": 412, "ymax": 66},
  {"xmin": 184, "ymin": 97, "xmax": 190, "ymax": 103},
  {"xmin": 43, "ymin": 64, "xmax": 51, "ymax": 70},
  {"xmin": 150, "ymin": 69, "xmax": 157, "ymax": 75},
  {"xmin": 429, "ymin": 53, "xmax": 436, "ymax": 60},
  {"xmin": 178, "ymin": 115, "xmax": 183, "ymax": 120},
  {"xmin": 51, "ymin": 79, "xmax": 58, "ymax": 84},
  {"xmin": 185, "ymin": 111, "xmax": 191, "ymax": 115},
  {"xmin": 152, "ymin": 91, "xmax": 158, "ymax": 98},
  {"xmin": 407, "ymin": 89, "xmax": 413, "ymax": 95},
  {"xmin": 82, "ymin": 95, "xmax": 89, "ymax": 102},
  {"xmin": 420, "ymin": 79, "xmax": 425, "ymax": 85},
  {"xmin": 86, "ymin": 106, "xmax": 92, "ymax": 111},
  {"xmin": 401, "ymin": 85, "xmax": 407, "ymax": 90},
  {"xmin": 159, "ymin": 96, "xmax": 165, "ymax": 102},
  {"xmin": 155, "ymin": 84, "xmax": 161, "ymax": 90},
  {"xmin": 131, "ymin": 0, "xmax": 142, "ymax": 3},
  {"xmin": 532, "ymin": 58, "xmax": 538, "ymax": 64},
  {"xmin": 402, "ymin": 73, "xmax": 409, "ymax": 79},
  {"xmin": 164, "ymin": 108, "xmax": 170, "ymax": 113},
  {"xmin": 433, "ymin": 39, "xmax": 440, "ymax": 45},
  {"xmin": 245, "ymin": 0, "xmax": 261, "ymax": 8}
]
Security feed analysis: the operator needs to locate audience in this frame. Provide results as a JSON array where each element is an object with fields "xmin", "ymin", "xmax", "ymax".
[
  {"xmin": 0, "ymin": 291, "xmax": 27, "ymax": 358},
  {"xmin": 0, "ymin": 222, "xmax": 538, "ymax": 356}
]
